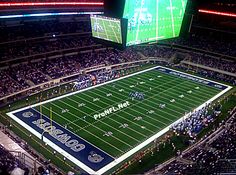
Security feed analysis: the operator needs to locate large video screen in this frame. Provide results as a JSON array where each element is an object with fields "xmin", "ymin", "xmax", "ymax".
[
  {"xmin": 123, "ymin": 0, "xmax": 188, "ymax": 46},
  {"xmin": 91, "ymin": 15, "xmax": 122, "ymax": 44}
]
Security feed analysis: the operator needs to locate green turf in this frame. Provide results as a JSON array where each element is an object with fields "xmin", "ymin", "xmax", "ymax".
[
  {"xmin": 34, "ymin": 68, "xmax": 221, "ymax": 158},
  {"xmin": 91, "ymin": 15, "xmax": 122, "ymax": 44}
]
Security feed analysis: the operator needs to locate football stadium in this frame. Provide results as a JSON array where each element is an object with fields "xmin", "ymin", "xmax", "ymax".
[{"xmin": 0, "ymin": 0, "xmax": 235, "ymax": 175}]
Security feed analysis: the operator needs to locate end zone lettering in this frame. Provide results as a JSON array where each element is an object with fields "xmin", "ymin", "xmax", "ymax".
[
  {"xmin": 94, "ymin": 101, "xmax": 130, "ymax": 120},
  {"xmin": 33, "ymin": 119, "xmax": 85, "ymax": 152}
]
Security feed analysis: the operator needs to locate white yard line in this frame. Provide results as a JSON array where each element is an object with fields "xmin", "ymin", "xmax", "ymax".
[
  {"xmin": 142, "ymin": 69, "xmax": 219, "ymax": 95},
  {"xmin": 47, "ymin": 102, "xmax": 133, "ymax": 148},
  {"xmin": 81, "ymin": 92, "xmax": 164, "ymax": 129},
  {"xmin": 59, "ymin": 98, "xmax": 141, "ymax": 143},
  {"xmin": 101, "ymin": 18, "xmax": 110, "ymax": 41},
  {"xmin": 108, "ymin": 20, "xmax": 120, "ymax": 43},
  {"xmin": 83, "ymin": 89, "xmax": 175, "ymax": 124},
  {"xmin": 66, "ymin": 96, "xmax": 148, "ymax": 138},
  {"xmin": 158, "ymin": 66, "xmax": 230, "ymax": 88},
  {"xmin": 8, "ymin": 65, "xmax": 227, "ymax": 113},
  {"xmin": 84, "ymin": 90, "xmax": 166, "ymax": 127},
  {"xmin": 113, "ymin": 79, "xmax": 194, "ymax": 111},
  {"xmin": 38, "ymin": 105, "xmax": 125, "ymax": 155},
  {"xmin": 91, "ymin": 77, "xmax": 186, "ymax": 120},
  {"xmin": 94, "ymin": 17, "xmax": 100, "ymax": 39},
  {"xmin": 181, "ymin": 0, "xmax": 186, "ymax": 10},
  {"xmin": 115, "ymin": 70, "xmax": 217, "ymax": 111},
  {"xmin": 169, "ymin": 0, "xmax": 176, "ymax": 37},
  {"xmin": 8, "ymin": 66, "xmax": 159, "ymax": 114},
  {"xmin": 7, "ymin": 66, "xmax": 232, "ymax": 175},
  {"xmin": 98, "ymin": 78, "xmax": 195, "ymax": 115},
  {"xmin": 117, "ymin": 74, "xmax": 215, "ymax": 108},
  {"xmin": 71, "ymin": 94, "xmax": 154, "ymax": 135},
  {"xmin": 93, "ymin": 87, "xmax": 179, "ymax": 123},
  {"xmin": 156, "ymin": 0, "xmax": 159, "ymax": 39}
]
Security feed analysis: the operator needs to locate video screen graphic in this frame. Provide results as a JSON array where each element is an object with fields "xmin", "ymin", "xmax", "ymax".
[
  {"xmin": 123, "ymin": 0, "xmax": 188, "ymax": 46},
  {"xmin": 91, "ymin": 15, "xmax": 123, "ymax": 44}
]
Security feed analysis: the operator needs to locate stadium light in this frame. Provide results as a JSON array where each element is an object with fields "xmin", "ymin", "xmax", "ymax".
[
  {"xmin": 198, "ymin": 9, "xmax": 236, "ymax": 18},
  {"xmin": 0, "ymin": 12, "xmax": 103, "ymax": 19},
  {"xmin": 0, "ymin": 2, "xmax": 104, "ymax": 7}
]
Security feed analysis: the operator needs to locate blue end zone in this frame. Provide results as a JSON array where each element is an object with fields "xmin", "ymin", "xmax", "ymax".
[
  {"xmin": 156, "ymin": 67, "xmax": 228, "ymax": 90},
  {"xmin": 13, "ymin": 108, "xmax": 114, "ymax": 172}
]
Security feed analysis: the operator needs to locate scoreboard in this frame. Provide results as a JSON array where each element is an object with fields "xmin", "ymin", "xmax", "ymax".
[
  {"xmin": 99, "ymin": 0, "xmax": 189, "ymax": 46},
  {"xmin": 123, "ymin": 0, "xmax": 188, "ymax": 46},
  {"xmin": 91, "ymin": 15, "xmax": 123, "ymax": 44}
]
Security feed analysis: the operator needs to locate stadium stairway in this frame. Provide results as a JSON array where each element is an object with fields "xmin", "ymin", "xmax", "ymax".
[
  {"xmin": 176, "ymin": 157, "xmax": 194, "ymax": 165},
  {"xmin": 138, "ymin": 52, "xmax": 146, "ymax": 59},
  {"xmin": 0, "ymin": 129, "xmax": 41, "ymax": 172}
]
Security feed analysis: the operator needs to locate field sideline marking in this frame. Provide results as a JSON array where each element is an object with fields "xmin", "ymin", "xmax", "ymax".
[{"xmin": 7, "ymin": 66, "xmax": 232, "ymax": 175}]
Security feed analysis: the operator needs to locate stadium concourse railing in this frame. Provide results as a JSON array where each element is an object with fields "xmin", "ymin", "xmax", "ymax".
[{"xmin": 0, "ymin": 58, "xmax": 161, "ymax": 107}]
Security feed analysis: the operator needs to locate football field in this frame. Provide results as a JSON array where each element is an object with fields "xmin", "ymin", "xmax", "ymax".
[{"xmin": 7, "ymin": 66, "xmax": 231, "ymax": 174}]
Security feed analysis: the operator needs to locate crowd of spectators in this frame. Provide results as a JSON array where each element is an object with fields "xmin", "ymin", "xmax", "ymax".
[
  {"xmin": 0, "ymin": 37, "xmax": 96, "ymax": 61},
  {"xmin": 6, "ymin": 63, "xmax": 48, "ymax": 86},
  {"xmin": 0, "ymin": 42, "xmax": 235, "ymax": 99},
  {"xmin": 157, "ymin": 110, "xmax": 236, "ymax": 175},
  {"xmin": 171, "ymin": 104, "xmax": 221, "ymax": 138},
  {"xmin": 164, "ymin": 33, "xmax": 236, "ymax": 57},
  {"xmin": 136, "ymin": 37, "xmax": 236, "ymax": 75},
  {"xmin": 0, "ymin": 48, "xmax": 141, "ymax": 98},
  {"xmin": 186, "ymin": 53, "xmax": 236, "ymax": 73},
  {"xmin": 176, "ymin": 64, "xmax": 236, "ymax": 85},
  {"xmin": 0, "ymin": 19, "xmax": 91, "ymax": 43},
  {"xmin": 135, "ymin": 45, "xmax": 175, "ymax": 59},
  {"xmin": 134, "ymin": 44, "xmax": 236, "ymax": 82},
  {"xmin": 0, "ymin": 72, "xmax": 24, "ymax": 98},
  {"xmin": 0, "ymin": 19, "xmax": 235, "ymax": 101},
  {"xmin": 0, "ymin": 10, "xmax": 235, "ymax": 175}
]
